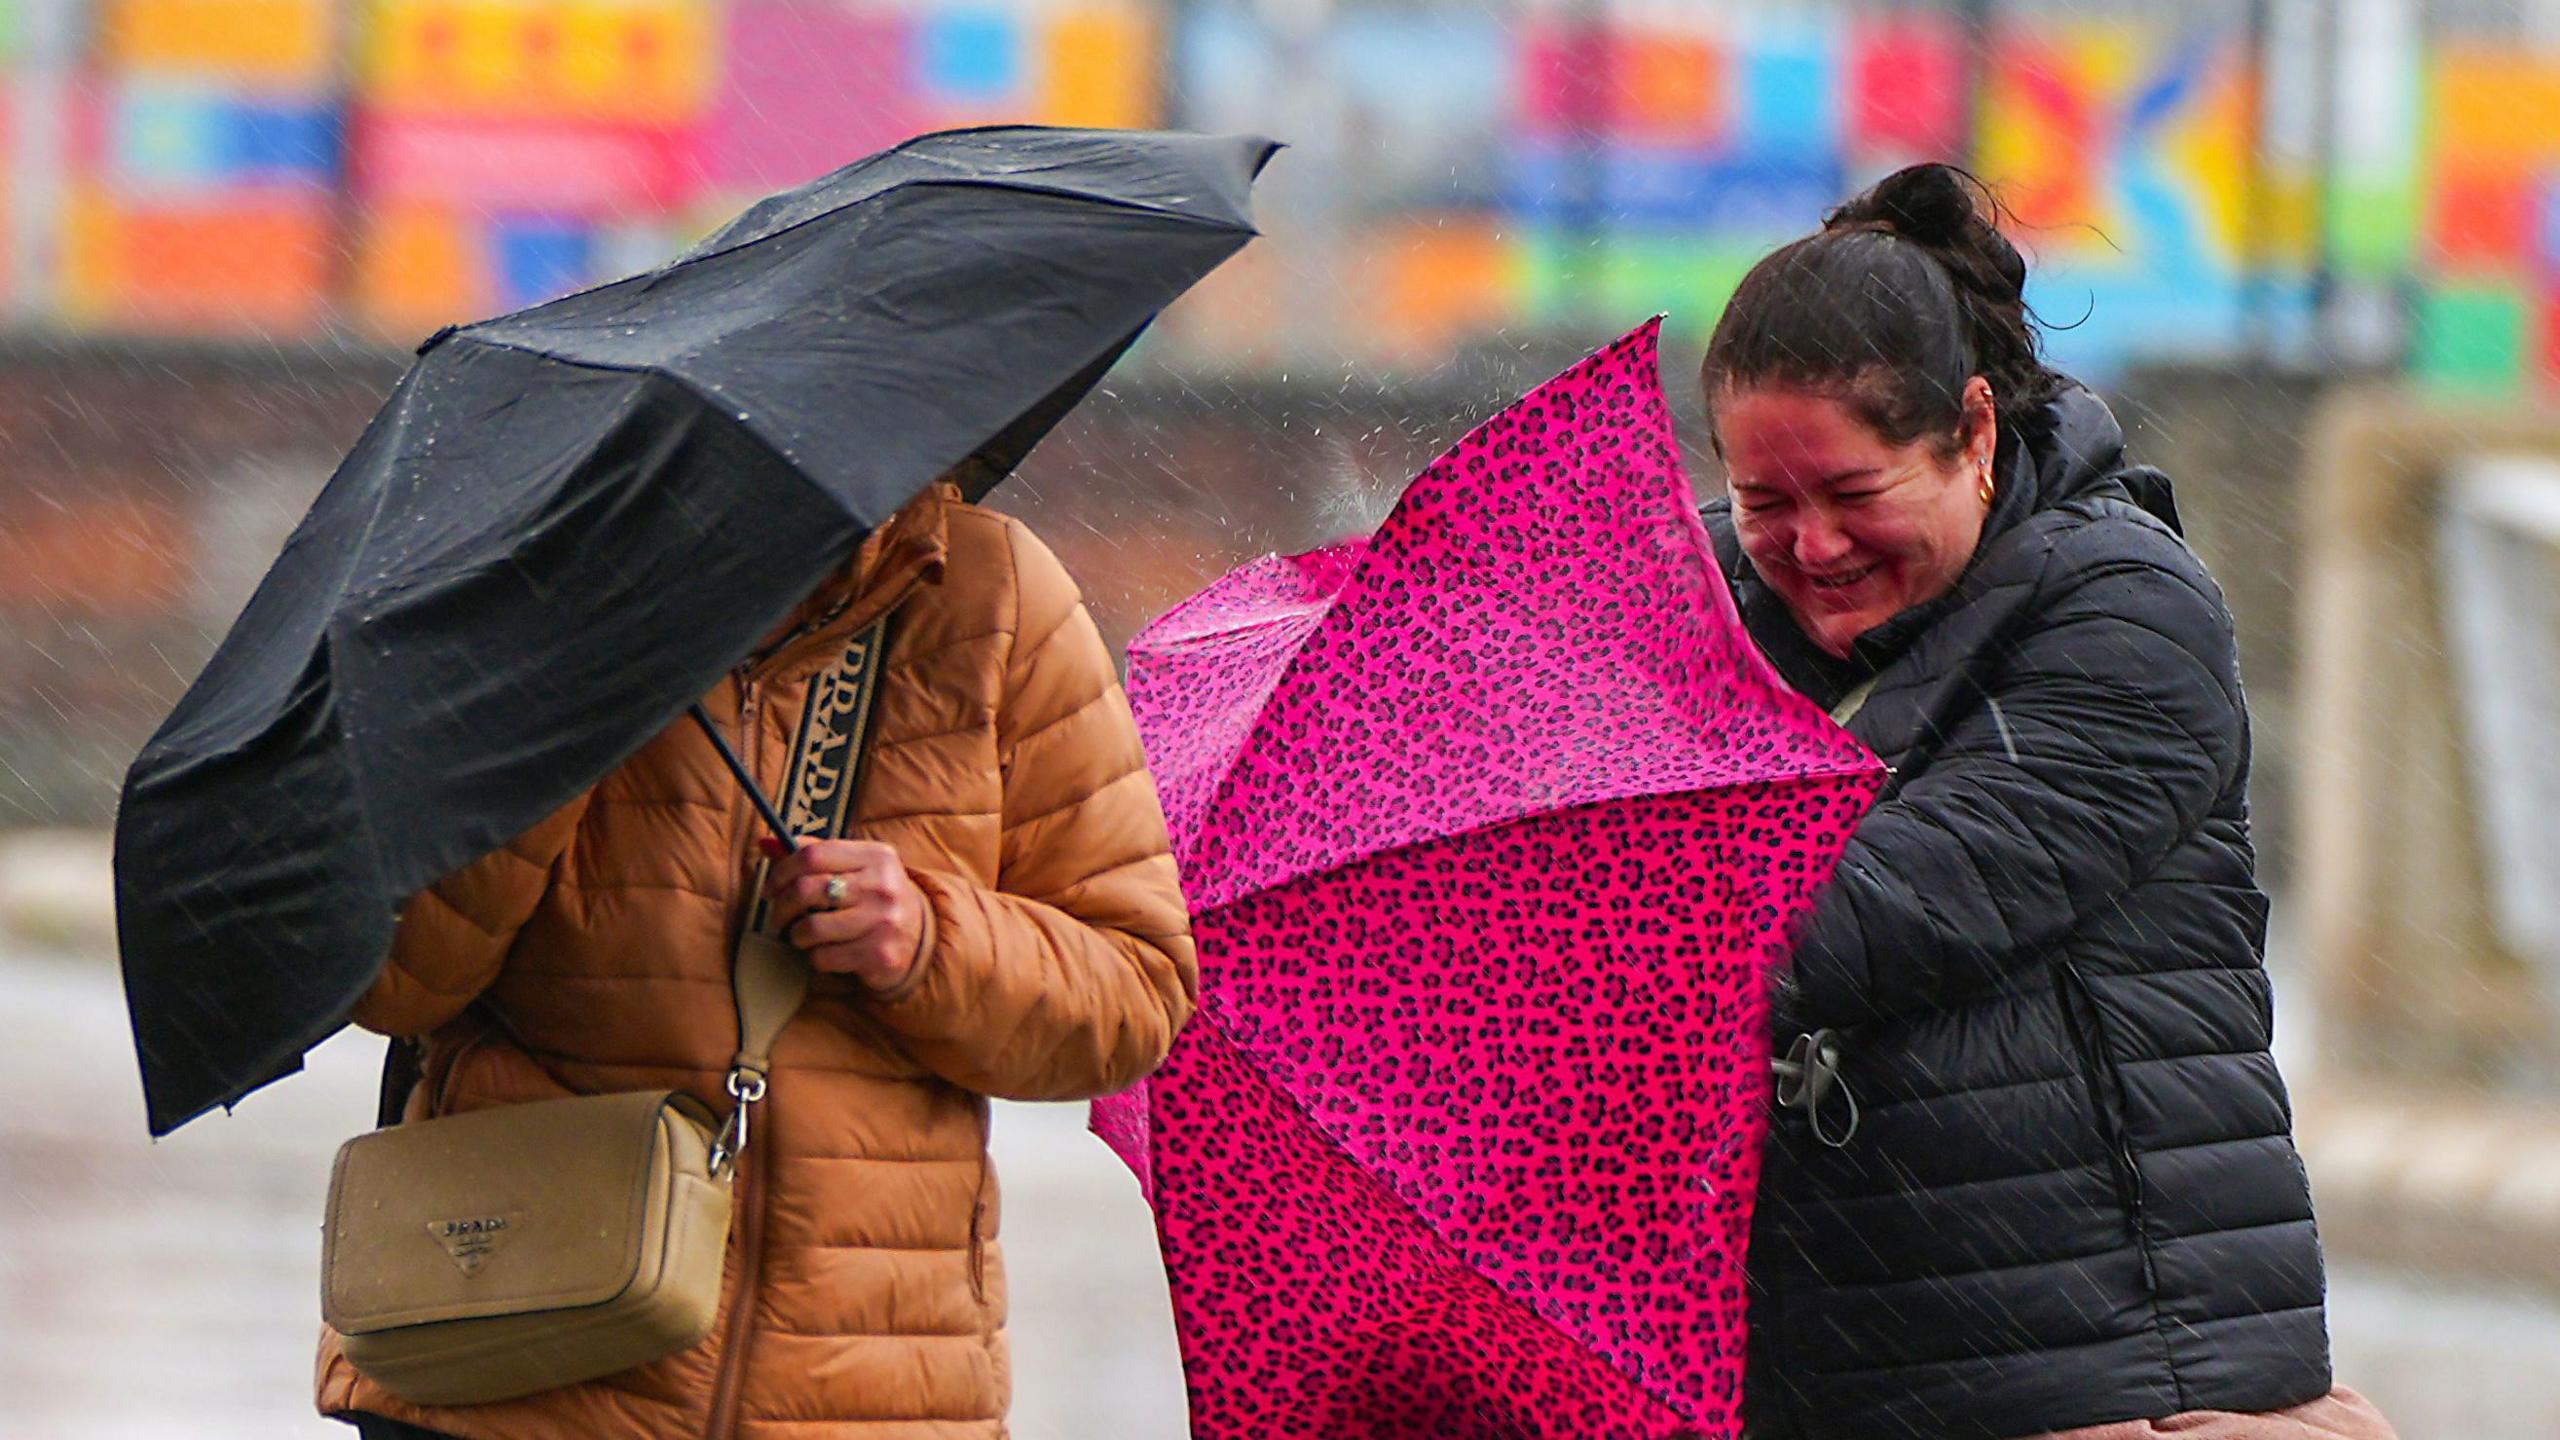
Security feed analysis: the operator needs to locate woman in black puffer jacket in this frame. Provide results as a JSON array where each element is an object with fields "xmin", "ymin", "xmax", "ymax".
[{"xmin": 1699, "ymin": 165, "xmax": 2394, "ymax": 1440}]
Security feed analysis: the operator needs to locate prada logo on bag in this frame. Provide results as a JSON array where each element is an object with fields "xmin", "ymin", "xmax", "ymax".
[{"xmin": 427, "ymin": 1214, "xmax": 518, "ymax": 1275}]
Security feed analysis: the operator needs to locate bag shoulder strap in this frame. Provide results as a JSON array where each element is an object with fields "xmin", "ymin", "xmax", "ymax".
[
  {"xmin": 711, "ymin": 615, "xmax": 891, "ymax": 1173},
  {"xmin": 374, "ymin": 620, "xmax": 893, "ymax": 1140}
]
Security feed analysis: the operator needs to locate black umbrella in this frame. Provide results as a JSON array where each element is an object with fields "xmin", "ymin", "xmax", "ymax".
[{"xmin": 117, "ymin": 126, "xmax": 1279, "ymax": 1136}]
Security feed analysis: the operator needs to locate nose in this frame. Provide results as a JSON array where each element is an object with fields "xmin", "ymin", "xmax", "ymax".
[{"xmin": 1792, "ymin": 511, "xmax": 1854, "ymax": 571}]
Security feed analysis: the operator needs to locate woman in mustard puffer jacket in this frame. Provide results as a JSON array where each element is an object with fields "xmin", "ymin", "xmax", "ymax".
[{"xmin": 316, "ymin": 482, "xmax": 1198, "ymax": 1440}]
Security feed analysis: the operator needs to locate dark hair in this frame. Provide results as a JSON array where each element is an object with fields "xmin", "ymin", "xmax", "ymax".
[{"xmin": 1701, "ymin": 164, "xmax": 2064, "ymax": 456}]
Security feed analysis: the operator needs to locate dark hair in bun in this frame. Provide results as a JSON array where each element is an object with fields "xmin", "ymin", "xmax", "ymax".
[{"xmin": 1703, "ymin": 163, "xmax": 2063, "ymax": 455}]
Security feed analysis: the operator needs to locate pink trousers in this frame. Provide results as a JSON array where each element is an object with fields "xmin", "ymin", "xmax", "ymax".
[{"xmin": 2020, "ymin": 1386, "xmax": 2399, "ymax": 1440}]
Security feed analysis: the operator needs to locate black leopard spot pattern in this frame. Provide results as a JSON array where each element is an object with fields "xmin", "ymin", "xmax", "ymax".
[{"xmin": 1095, "ymin": 321, "xmax": 1881, "ymax": 1438}]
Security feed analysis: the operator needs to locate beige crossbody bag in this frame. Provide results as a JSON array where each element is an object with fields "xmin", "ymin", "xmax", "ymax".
[{"xmin": 320, "ymin": 617, "xmax": 889, "ymax": 1405}]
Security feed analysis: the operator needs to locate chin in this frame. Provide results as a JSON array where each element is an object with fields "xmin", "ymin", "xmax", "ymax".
[{"xmin": 1807, "ymin": 612, "xmax": 1879, "ymax": 658}]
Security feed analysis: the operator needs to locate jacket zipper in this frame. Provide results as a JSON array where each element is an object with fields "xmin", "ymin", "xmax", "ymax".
[
  {"xmin": 2056, "ymin": 961, "xmax": 2159, "ymax": 1293},
  {"xmin": 705, "ymin": 678, "xmax": 766, "ymax": 1440},
  {"xmin": 699, "ymin": 570, "xmax": 927, "ymax": 1439},
  {"xmin": 967, "ymin": 1100, "xmax": 993, "ymax": 1303},
  {"xmin": 703, "ymin": 1103, "xmax": 770, "ymax": 1440}
]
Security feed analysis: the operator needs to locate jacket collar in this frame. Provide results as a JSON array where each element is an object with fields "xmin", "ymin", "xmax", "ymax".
[
  {"xmin": 848, "ymin": 480, "xmax": 954, "ymax": 612},
  {"xmin": 746, "ymin": 483, "xmax": 953, "ymax": 675}
]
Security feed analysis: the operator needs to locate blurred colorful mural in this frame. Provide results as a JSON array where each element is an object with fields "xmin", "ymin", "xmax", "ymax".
[
  {"xmin": 1166, "ymin": 0, "xmax": 2560, "ymax": 395},
  {"xmin": 5, "ymin": 0, "xmax": 2560, "ymax": 393},
  {"xmin": 10, "ymin": 0, "xmax": 1156, "ymax": 337},
  {"xmin": 1172, "ymin": 3, "xmax": 2369, "ymax": 384}
]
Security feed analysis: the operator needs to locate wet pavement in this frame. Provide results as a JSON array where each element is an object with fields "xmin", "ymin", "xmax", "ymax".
[
  {"xmin": 5, "ymin": 946, "xmax": 2557, "ymax": 1439},
  {"xmin": 0, "ymin": 951, "xmax": 1187, "ymax": 1439}
]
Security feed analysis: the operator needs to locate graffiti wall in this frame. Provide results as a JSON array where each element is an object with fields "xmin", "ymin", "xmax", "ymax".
[
  {"xmin": 5, "ymin": 0, "xmax": 2560, "ymax": 392},
  {"xmin": 55, "ymin": 0, "xmax": 342, "ymax": 333},
  {"xmin": 1174, "ymin": 1, "xmax": 2560, "ymax": 393},
  {"xmin": 8, "ymin": 0, "xmax": 1155, "ymax": 338}
]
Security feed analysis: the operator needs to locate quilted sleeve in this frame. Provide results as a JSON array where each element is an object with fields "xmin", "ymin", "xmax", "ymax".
[
  {"xmin": 868, "ymin": 517, "xmax": 1199, "ymax": 1101},
  {"xmin": 1785, "ymin": 522, "xmax": 2250, "ymax": 1028},
  {"xmin": 345, "ymin": 794, "xmax": 590, "ymax": 1036}
]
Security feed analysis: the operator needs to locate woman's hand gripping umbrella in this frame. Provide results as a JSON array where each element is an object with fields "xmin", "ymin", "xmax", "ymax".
[{"xmin": 1091, "ymin": 321, "xmax": 1885, "ymax": 1439}]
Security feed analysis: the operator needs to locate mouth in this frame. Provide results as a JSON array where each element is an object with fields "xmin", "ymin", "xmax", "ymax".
[{"xmin": 1798, "ymin": 562, "xmax": 1880, "ymax": 594}]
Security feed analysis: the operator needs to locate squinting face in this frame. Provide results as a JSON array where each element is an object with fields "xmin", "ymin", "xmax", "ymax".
[{"xmin": 1713, "ymin": 382, "xmax": 1995, "ymax": 658}]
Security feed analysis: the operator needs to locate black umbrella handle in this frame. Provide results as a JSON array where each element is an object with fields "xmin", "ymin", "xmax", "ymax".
[{"xmin": 688, "ymin": 703, "xmax": 798, "ymax": 853}]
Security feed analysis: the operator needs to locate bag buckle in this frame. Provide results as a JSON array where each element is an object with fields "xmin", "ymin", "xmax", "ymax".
[
  {"xmin": 709, "ymin": 1067, "xmax": 768, "ymax": 1179},
  {"xmin": 1772, "ymin": 1028, "xmax": 1861, "ymax": 1148}
]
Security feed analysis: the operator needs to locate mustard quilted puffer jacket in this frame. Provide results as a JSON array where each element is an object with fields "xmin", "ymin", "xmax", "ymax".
[{"xmin": 316, "ymin": 485, "xmax": 1197, "ymax": 1440}]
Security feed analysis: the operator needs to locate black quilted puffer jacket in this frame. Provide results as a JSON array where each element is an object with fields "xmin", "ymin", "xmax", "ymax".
[{"xmin": 1704, "ymin": 386, "xmax": 2331, "ymax": 1440}]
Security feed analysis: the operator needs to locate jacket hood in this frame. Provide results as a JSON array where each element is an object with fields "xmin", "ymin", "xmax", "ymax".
[{"xmin": 2010, "ymin": 383, "xmax": 2181, "ymax": 536}]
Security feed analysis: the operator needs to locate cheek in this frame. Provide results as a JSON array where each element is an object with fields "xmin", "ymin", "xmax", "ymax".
[
  {"xmin": 1842, "ymin": 513, "xmax": 1920, "ymax": 561},
  {"xmin": 1850, "ymin": 492, "xmax": 1964, "ymax": 562},
  {"xmin": 1876, "ymin": 505, "xmax": 1978, "ymax": 591},
  {"xmin": 1734, "ymin": 514, "xmax": 1791, "ymax": 564}
]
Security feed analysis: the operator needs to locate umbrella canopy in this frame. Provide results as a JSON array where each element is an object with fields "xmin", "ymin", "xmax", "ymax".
[
  {"xmin": 119, "ymin": 125, "xmax": 1277, "ymax": 1137},
  {"xmin": 1090, "ymin": 321, "xmax": 1883, "ymax": 1438}
]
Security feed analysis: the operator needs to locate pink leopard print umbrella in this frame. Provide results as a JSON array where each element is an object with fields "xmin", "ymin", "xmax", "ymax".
[{"xmin": 1091, "ymin": 320, "xmax": 1882, "ymax": 1439}]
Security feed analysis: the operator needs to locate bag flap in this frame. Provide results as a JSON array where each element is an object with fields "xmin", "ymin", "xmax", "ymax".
[{"xmin": 323, "ymin": 1090, "xmax": 706, "ymax": 1333}]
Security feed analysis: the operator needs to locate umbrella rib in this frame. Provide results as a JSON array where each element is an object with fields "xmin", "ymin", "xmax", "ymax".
[
  {"xmin": 1178, "ymin": 1013, "xmax": 1690, "ymax": 1420},
  {"xmin": 423, "ymin": 337, "xmax": 888, "ymax": 523},
  {"xmin": 486, "ymin": 175, "xmax": 1258, "ymax": 325},
  {"xmin": 1187, "ymin": 765, "xmax": 1885, "ymax": 903},
  {"xmin": 430, "ymin": 330, "xmax": 1142, "ymax": 532},
  {"xmin": 895, "ymin": 175, "xmax": 1264, "ymax": 232}
]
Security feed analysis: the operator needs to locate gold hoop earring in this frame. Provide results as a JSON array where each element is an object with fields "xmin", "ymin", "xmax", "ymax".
[{"xmin": 1976, "ymin": 463, "xmax": 1996, "ymax": 506}]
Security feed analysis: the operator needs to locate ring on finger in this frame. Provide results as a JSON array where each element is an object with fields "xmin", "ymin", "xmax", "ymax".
[{"xmin": 823, "ymin": 875, "xmax": 850, "ymax": 907}]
